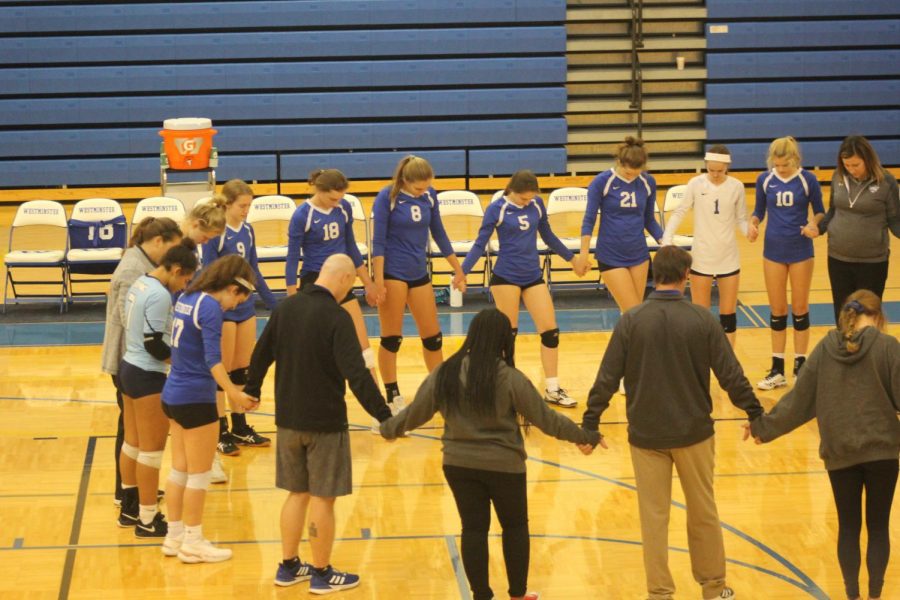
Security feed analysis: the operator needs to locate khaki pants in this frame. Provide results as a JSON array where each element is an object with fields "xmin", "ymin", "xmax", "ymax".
[{"xmin": 630, "ymin": 435, "xmax": 726, "ymax": 600}]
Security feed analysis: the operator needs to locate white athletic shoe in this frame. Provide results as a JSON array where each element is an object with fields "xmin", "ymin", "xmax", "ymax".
[
  {"xmin": 161, "ymin": 532, "xmax": 183, "ymax": 557},
  {"xmin": 177, "ymin": 538, "xmax": 233, "ymax": 563},
  {"xmin": 389, "ymin": 395, "xmax": 406, "ymax": 415},
  {"xmin": 210, "ymin": 454, "xmax": 227, "ymax": 484},
  {"xmin": 756, "ymin": 370, "xmax": 787, "ymax": 391},
  {"xmin": 544, "ymin": 387, "xmax": 577, "ymax": 408},
  {"xmin": 717, "ymin": 587, "xmax": 736, "ymax": 599}
]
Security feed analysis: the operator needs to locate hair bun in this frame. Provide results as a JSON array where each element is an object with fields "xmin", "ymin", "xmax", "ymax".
[{"xmin": 624, "ymin": 136, "xmax": 644, "ymax": 147}]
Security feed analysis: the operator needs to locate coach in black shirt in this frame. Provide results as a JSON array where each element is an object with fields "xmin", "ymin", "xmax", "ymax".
[{"xmin": 245, "ymin": 253, "xmax": 390, "ymax": 592}]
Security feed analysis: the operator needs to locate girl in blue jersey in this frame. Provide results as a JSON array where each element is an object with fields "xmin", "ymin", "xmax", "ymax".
[
  {"xmin": 201, "ymin": 180, "xmax": 277, "ymax": 453},
  {"xmin": 285, "ymin": 169, "xmax": 380, "ymax": 382},
  {"xmin": 119, "ymin": 241, "xmax": 198, "ymax": 538},
  {"xmin": 748, "ymin": 137, "xmax": 825, "ymax": 390},
  {"xmin": 456, "ymin": 170, "xmax": 580, "ymax": 408},
  {"xmin": 161, "ymin": 255, "xmax": 259, "ymax": 564},
  {"xmin": 372, "ymin": 155, "xmax": 465, "ymax": 411},
  {"xmin": 578, "ymin": 137, "xmax": 664, "ymax": 313}
]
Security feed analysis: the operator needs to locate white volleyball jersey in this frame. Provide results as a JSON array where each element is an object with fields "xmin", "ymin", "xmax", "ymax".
[{"xmin": 662, "ymin": 174, "xmax": 748, "ymax": 275}]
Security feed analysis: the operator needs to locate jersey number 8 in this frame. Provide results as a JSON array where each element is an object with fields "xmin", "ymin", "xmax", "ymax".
[{"xmin": 410, "ymin": 205, "xmax": 422, "ymax": 222}]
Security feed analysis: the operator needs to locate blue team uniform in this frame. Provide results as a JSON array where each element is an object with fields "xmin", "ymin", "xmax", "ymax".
[
  {"xmin": 162, "ymin": 291, "xmax": 223, "ymax": 406},
  {"xmin": 122, "ymin": 275, "xmax": 172, "ymax": 373},
  {"xmin": 201, "ymin": 222, "xmax": 277, "ymax": 320},
  {"xmin": 461, "ymin": 195, "xmax": 573, "ymax": 285},
  {"xmin": 285, "ymin": 199, "xmax": 364, "ymax": 286},
  {"xmin": 753, "ymin": 169, "xmax": 825, "ymax": 263},
  {"xmin": 582, "ymin": 169, "xmax": 664, "ymax": 268},
  {"xmin": 371, "ymin": 185, "xmax": 454, "ymax": 281}
]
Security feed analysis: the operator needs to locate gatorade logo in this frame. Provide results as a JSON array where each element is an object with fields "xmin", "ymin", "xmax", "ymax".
[{"xmin": 175, "ymin": 137, "xmax": 204, "ymax": 156}]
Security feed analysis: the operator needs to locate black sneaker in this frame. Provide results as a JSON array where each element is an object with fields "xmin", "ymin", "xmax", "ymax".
[
  {"xmin": 217, "ymin": 431, "xmax": 241, "ymax": 456},
  {"xmin": 135, "ymin": 512, "xmax": 168, "ymax": 538},
  {"xmin": 231, "ymin": 425, "xmax": 271, "ymax": 447},
  {"xmin": 117, "ymin": 488, "xmax": 139, "ymax": 528}
]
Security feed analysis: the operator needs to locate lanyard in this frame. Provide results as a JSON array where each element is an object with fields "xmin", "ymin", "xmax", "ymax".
[{"xmin": 842, "ymin": 176, "xmax": 871, "ymax": 209}]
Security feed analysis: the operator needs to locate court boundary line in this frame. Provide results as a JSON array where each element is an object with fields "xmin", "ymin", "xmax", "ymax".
[{"xmin": 58, "ymin": 435, "xmax": 95, "ymax": 600}]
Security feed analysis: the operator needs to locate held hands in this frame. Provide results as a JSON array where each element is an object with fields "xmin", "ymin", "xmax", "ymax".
[
  {"xmin": 452, "ymin": 271, "xmax": 468, "ymax": 294},
  {"xmin": 228, "ymin": 390, "xmax": 260, "ymax": 413},
  {"xmin": 573, "ymin": 254, "xmax": 591, "ymax": 277},
  {"xmin": 800, "ymin": 222, "xmax": 819, "ymax": 239},
  {"xmin": 364, "ymin": 281, "xmax": 382, "ymax": 307},
  {"xmin": 286, "ymin": 285, "xmax": 298, "ymax": 297},
  {"xmin": 747, "ymin": 223, "xmax": 759, "ymax": 243},
  {"xmin": 741, "ymin": 421, "xmax": 762, "ymax": 445},
  {"xmin": 577, "ymin": 432, "xmax": 608, "ymax": 455}
]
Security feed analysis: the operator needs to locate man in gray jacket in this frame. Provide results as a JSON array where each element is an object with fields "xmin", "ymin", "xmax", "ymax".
[{"xmin": 581, "ymin": 246, "xmax": 763, "ymax": 600}]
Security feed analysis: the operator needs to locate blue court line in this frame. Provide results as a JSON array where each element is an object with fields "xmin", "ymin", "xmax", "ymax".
[
  {"xmin": 444, "ymin": 535, "xmax": 472, "ymax": 600},
  {"xmin": 59, "ymin": 436, "xmax": 96, "ymax": 600}
]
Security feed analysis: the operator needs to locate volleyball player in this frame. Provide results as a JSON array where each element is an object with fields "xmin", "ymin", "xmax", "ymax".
[
  {"xmin": 456, "ymin": 170, "xmax": 581, "ymax": 407},
  {"xmin": 662, "ymin": 145, "xmax": 751, "ymax": 347},
  {"xmin": 161, "ymin": 255, "xmax": 259, "ymax": 563},
  {"xmin": 748, "ymin": 137, "xmax": 825, "ymax": 390},
  {"xmin": 285, "ymin": 169, "xmax": 380, "ymax": 384},
  {"xmin": 101, "ymin": 216, "xmax": 182, "ymax": 520},
  {"xmin": 371, "ymin": 155, "xmax": 465, "ymax": 410},
  {"xmin": 118, "ymin": 241, "xmax": 198, "ymax": 537},
  {"xmin": 201, "ymin": 180, "xmax": 277, "ymax": 454}
]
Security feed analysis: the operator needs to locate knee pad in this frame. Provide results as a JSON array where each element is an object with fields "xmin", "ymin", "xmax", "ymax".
[
  {"xmin": 228, "ymin": 367, "xmax": 248, "ymax": 386},
  {"xmin": 511, "ymin": 327, "xmax": 518, "ymax": 339},
  {"xmin": 770, "ymin": 314, "xmax": 788, "ymax": 332},
  {"xmin": 792, "ymin": 312, "xmax": 810, "ymax": 332},
  {"xmin": 121, "ymin": 442, "xmax": 139, "ymax": 460},
  {"xmin": 361, "ymin": 347, "xmax": 375, "ymax": 369},
  {"xmin": 380, "ymin": 335, "xmax": 402, "ymax": 353},
  {"xmin": 719, "ymin": 313, "xmax": 737, "ymax": 334},
  {"xmin": 422, "ymin": 332, "xmax": 443, "ymax": 352},
  {"xmin": 137, "ymin": 450, "xmax": 164, "ymax": 470},
  {"xmin": 540, "ymin": 328, "xmax": 560, "ymax": 349},
  {"xmin": 168, "ymin": 468, "xmax": 188, "ymax": 487},
  {"xmin": 216, "ymin": 383, "xmax": 224, "ymax": 392},
  {"xmin": 186, "ymin": 471, "xmax": 211, "ymax": 491}
]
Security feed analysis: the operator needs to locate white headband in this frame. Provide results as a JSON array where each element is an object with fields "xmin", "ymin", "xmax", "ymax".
[{"xmin": 704, "ymin": 152, "xmax": 732, "ymax": 164}]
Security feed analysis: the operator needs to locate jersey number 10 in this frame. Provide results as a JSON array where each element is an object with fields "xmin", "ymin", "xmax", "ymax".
[{"xmin": 775, "ymin": 191, "xmax": 795, "ymax": 207}]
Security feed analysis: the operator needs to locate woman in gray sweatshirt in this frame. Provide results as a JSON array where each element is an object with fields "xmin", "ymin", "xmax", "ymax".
[
  {"xmin": 750, "ymin": 290, "xmax": 900, "ymax": 600},
  {"xmin": 821, "ymin": 135, "xmax": 900, "ymax": 324},
  {"xmin": 380, "ymin": 308, "xmax": 599, "ymax": 600}
]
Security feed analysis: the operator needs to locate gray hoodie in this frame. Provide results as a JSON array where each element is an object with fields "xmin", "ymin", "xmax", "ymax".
[
  {"xmin": 380, "ymin": 358, "xmax": 599, "ymax": 473},
  {"xmin": 751, "ymin": 327, "xmax": 900, "ymax": 471}
]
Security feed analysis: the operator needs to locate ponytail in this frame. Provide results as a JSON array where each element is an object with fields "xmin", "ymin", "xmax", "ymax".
[
  {"xmin": 838, "ymin": 290, "xmax": 885, "ymax": 354},
  {"xmin": 220, "ymin": 179, "xmax": 253, "ymax": 205},
  {"xmin": 389, "ymin": 155, "xmax": 434, "ymax": 208},
  {"xmin": 129, "ymin": 216, "xmax": 182, "ymax": 248},
  {"xmin": 160, "ymin": 239, "xmax": 199, "ymax": 274},
  {"xmin": 186, "ymin": 195, "xmax": 226, "ymax": 236},
  {"xmin": 309, "ymin": 168, "xmax": 349, "ymax": 193}
]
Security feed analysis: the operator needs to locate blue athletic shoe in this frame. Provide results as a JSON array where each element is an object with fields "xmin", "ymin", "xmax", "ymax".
[
  {"xmin": 309, "ymin": 566, "xmax": 360, "ymax": 595},
  {"xmin": 274, "ymin": 559, "xmax": 313, "ymax": 587}
]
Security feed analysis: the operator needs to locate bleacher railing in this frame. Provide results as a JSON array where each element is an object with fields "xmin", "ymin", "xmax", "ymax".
[{"xmin": 628, "ymin": 0, "xmax": 644, "ymax": 138}]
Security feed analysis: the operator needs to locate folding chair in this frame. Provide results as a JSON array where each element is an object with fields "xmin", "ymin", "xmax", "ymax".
[
  {"xmin": 66, "ymin": 198, "xmax": 127, "ymax": 301},
  {"xmin": 662, "ymin": 185, "xmax": 693, "ymax": 249},
  {"xmin": 429, "ymin": 190, "xmax": 488, "ymax": 289},
  {"xmin": 131, "ymin": 196, "xmax": 185, "ymax": 236},
  {"xmin": 542, "ymin": 187, "xmax": 599, "ymax": 292},
  {"xmin": 247, "ymin": 195, "xmax": 297, "ymax": 292},
  {"xmin": 342, "ymin": 194, "xmax": 372, "ymax": 276},
  {"xmin": 3, "ymin": 200, "xmax": 69, "ymax": 313}
]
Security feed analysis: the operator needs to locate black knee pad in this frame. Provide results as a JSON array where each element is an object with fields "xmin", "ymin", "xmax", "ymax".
[
  {"xmin": 540, "ymin": 328, "xmax": 560, "ymax": 349},
  {"xmin": 380, "ymin": 335, "xmax": 402, "ymax": 353},
  {"xmin": 228, "ymin": 367, "xmax": 248, "ymax": 386},
  {"xmin": 792, "ymin": 312, "xmax": 810, "ymax": 332},
  {"xmin": 719, "ymin": 313, "xmax": 737, "ymax": 334},
  {"xmin": 422, "ymin": 332, "xmax": 443, "ymax": 352},
  {"xmin": 770, "ymin": 314, "xmax": 788, "ymax": 332},
  {"xmin": 511, "ymin": 327, "xmax": 518, "ymax": 339},
  {"xmin": 216, "ymin": 383, "xmax": 224, "ymax": 392}
]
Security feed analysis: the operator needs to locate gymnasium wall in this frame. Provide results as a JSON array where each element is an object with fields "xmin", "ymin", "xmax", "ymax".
[
  {"xmin": 705, "ymin": 0, "xmax": 900, "ymax": 170},
  {"xmin": 0, "ymin": 0, "xmax": 568, "ymax": 188}
]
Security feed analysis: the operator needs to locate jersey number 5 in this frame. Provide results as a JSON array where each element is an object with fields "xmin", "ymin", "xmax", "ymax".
[
  {"xmin": 619, "ymin": 191, "xmax": 637, "ymax": 208},
  {"xmin": 322, "ymin": 222, "xmax": 340, "ymax": 241},
  {"xmin": 517, "ymin": 215, "xmax": 530, "ymax": 231}
]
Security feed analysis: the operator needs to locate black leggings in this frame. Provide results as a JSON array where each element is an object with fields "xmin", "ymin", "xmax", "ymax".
[
  {"xmin": 443, "ymin": 465, "xmax": 529, "ymax": 600},
  {"xmin": 113, "ymin": 375, "xmax": 124, "ymax": 497},
  {"xmin": 827, "ymin": 256, "xmax": 889, "ymax": 325},
  {"xmin": 827, "ymin": 459, "xmax": 899, "ymax": 599}
]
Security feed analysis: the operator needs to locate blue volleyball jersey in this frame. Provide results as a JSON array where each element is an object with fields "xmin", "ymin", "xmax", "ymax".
[
  {"xmin": 122, "ymin": 275, "xmax": 172, "ymax": 374},
  {"xmin": 462, "ymin": 195, "xmax": 573, "ymax": 285},
  {"xmin": 753, "ymin": 169, "xmax": 825, "ymax": 263},
  {"xmin": 285, "ymin": 199, "xmax": 364, "ymax": 285},
  {"xmin": 371, "ymin": 185, "xmax": 454, "ymax": 280},
  {"xmin": 68, "ymin": 214, "xmax": 128, "ymax": 251},
  {"xmin": 582, "ymin": 169, "xmax": 664, "ymax": 267},
  {"xmin": 162, "ymin": 291, "xmax": 222, "ymax": 405},
  {"xmin": 201, "ymin": 221, "xmax": 277, "ymax": 313}
]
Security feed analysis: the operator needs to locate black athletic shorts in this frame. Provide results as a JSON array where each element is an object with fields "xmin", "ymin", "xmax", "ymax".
[
  {"xmin": 489, "ymin": 273, "xmax": 545, "ymax": 291},
  {"xmin": 118, "ymin": 360, "xmax": 167, "ymax": 398},
  {"xmin": 690, "ymin": 268, "xmax": 740, "ymax": 279},
  {"xmin": 384, "ymin": 272, "xmax": 431, "ymax": 289},
  {"xmin": 162, "ymin": 402, "xmax": 219, "ymax": 430},
  {"xmin": 300, "ymin": 271, "xmax": 356, "ymax": 305}
]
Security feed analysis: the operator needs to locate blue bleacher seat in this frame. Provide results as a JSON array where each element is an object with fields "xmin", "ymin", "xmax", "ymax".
[
  {"xmin": 716, "ymin": 140, "xmax": 900, "ymax": 171},
  {"xmin": 469, "ymin": 148, "xmax": 567, "ymax": 176},
  {"xmin": 706, "ymin": 80, "xmax": 900, "ymax": 110},
  {"xmin": 708, "ymin": 0, "xmax": 899, "ymax": 19},
  {"xmin": 707, "ymin": 50, "xmax": 900, "ymax": 80},
  {"xmin": 706, "ymin": 110, "xmax": 900, "ymax": 141},
  {"xmin": 707, "ymin": 20, "xmax": 900, "ymax": 49},
  {"xmin": 280, "ymin": 151, "xmax": 467, "ymax": 180}
]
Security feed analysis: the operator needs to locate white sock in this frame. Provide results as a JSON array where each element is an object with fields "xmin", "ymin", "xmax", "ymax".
[
  {"xmin": 167, "ymin": 520, "xmax": 184, "ymax": 538},
  {"xmin": 773, "ymin": 352, "xmax": 785, "ymax": 359},
  {"xmin": 545, "ymin": 377, "xmax": 559, "ymax": 393},
  {"xmin": 121, "ymin": 483, "xmax": 137, "ymax": 490},
  {"xmin": 139, "ymin": 504, "xmax": 157, "ymax": 525},
  {"xmin": 185, "ymin": 524, "xmax": 203, "ymax": 544}
]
